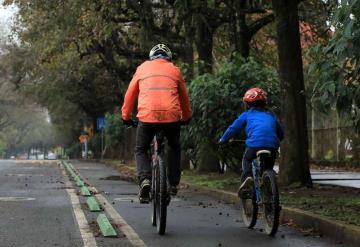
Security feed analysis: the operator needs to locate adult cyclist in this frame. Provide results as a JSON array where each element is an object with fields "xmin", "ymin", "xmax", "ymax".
[{"xmin": 121, "ymin": 44, "xmax": 192, "ymax": 203}]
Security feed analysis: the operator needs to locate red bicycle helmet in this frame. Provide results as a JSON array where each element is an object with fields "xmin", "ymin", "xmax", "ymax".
[{"xmin": 243, "ymin": 87, "xmax": 267, "ymax": 103}]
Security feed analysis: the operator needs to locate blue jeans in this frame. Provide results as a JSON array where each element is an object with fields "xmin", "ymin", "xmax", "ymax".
[{"xmin": 135, "ymin": 121, "xmax": 181, "ymax": 186}]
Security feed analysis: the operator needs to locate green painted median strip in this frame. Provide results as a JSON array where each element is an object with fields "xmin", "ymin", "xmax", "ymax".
[
  {"xmin": 81, "ymin": 186, "xmax": 91, "ymax": 196},
  {"xmin": 97, "ymin": 213, "xmax": 117, "ymax": 237},
  {"xmin": 76, "ymin": 179, "xmax": 85, "ymax": 187},
  {"xmin": 68, "ymin": 163, "xmax": 76, "ymax": 171},
  {"xmin": 87, "ymin": 197, "xmax": 101, "ymax": 212},
  {"xmin": 70, "ymin": 171, "xmax": 77, "ymax": 178}
]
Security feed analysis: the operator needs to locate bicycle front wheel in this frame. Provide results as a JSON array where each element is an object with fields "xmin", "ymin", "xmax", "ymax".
[
  {"xmin": 239, "ymin": 183, "xmax": 258, "ymax": 228},
  {"xmin": 261, "ymin": 169, "xmax": 280, "ymax": 236},
  {"xmin": 156, "ymin": 153, "xmax": 168, "ymax": 235}
]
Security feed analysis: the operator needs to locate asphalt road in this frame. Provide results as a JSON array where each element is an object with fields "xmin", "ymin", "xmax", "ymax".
[{"xmin": 0, "ymin": 159, "xmax": 353, "ymax": 247}]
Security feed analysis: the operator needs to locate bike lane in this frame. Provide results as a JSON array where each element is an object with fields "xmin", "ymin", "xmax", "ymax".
[
  {"xmin": 0, "ymin": 160, "xmax": 83, "ymax": 247},
  {"xmin": 71, "ymin": 160, "xmax": 349, "ymax": 247}
]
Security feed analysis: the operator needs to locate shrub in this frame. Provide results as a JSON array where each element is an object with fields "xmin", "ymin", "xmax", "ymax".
[{"xmin": 183, "ymin": 56, "xmax": 280, "ymax": 172}]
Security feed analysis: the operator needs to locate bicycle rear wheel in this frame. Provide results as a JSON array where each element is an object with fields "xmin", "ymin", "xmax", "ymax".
[
  {"xmin": 261, "ymin": 169, "xmax": 280, "ymax": 236},
  {"xmin": 151, "ymin": 163, "xmax": 157, "ymax": 227},
  {"xmin": 239, "ymin": 183, "xmax": 258, "ymax": 228},
  {"xmin": 156, "ymin": 153, "xmax": 167, "ymax": 235}
]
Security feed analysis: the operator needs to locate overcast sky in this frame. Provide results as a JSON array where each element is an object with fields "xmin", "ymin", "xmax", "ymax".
[{"xmin": 0, "ymin": 0, "xmax": 18, "ymax": 41}]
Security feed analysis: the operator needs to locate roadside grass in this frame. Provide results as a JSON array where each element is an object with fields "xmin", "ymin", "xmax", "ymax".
[
  {"xmin": 101, "ymin": 160, "xmax": 360, "ymax": 227},
  {"xmin": 181, "ymin": 170, "xmax": 241, "ymax": 192},
  {"xmin": 103, "ymin": 160, "xmax": 137, "ymax": 178},
  {"xmin": 182, "ymin": 170, "xmax": 360, "ymax": 227},
  {"xmin": 281, "ymin": 185, "xmax": 360, "ymax": 227}
]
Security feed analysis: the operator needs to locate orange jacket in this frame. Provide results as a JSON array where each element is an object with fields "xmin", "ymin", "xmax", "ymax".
[{"xmin": 121, "ymin": 59, "xmax": 192, "ymax": 123}]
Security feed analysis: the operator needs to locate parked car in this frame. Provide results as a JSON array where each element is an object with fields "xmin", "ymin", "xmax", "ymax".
[
  {"xmin": 29, "ymin": 155, "xmax": 37, "ymax": 160},
  {"xmin": 47, "ymin": 152, "xmax": 57, "ymax": 160}
]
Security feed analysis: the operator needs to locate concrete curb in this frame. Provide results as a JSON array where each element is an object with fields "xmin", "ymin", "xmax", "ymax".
[
  {"xmin": 281, "ymin": 207, "xmax": 360, "ymax": 246},
  {"xmin": 97, "ymin": 213, "xmax": 117, "ymax": 237},
  {"xmin": 87, "ymin": 197, "xmax": 101, "ymax": 212}
]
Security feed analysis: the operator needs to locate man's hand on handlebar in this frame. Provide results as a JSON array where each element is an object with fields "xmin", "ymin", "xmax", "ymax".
[
  {"xmin": 122, "ymin": 119, "xmax": 138, "ymax": 127},
  {"xmin": 180, "ymin": 118, "xmax": 191, "ymax": 126}
]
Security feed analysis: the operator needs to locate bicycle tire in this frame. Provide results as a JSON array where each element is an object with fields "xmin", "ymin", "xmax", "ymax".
[
  {"xmin": 261, "ymin": 169, "xmax": 280, "ymax": 236},
  {"xmin": 156, "ymin": 152, "xmax": 167, "ymax": 235},
  {"xmin": 239, "ymin": 183, "xmax": 258, "ymax": 228},
  {"xmin": 151, "ymin": 162, "xmax": 157, "ymax": 227}
]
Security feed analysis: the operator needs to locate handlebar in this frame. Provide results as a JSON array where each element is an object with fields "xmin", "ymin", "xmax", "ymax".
[
  {"xmin": 125, "ymin": 120, "xmax": 189, "ymax": 129},
  {"xmin": 125, "ymin": 120, "xmax": 138, "ymax": 129},
  {"xmin": 218, "ymin": 139, "xmax": 245, "ymax": 148},
  {"xmin": 229, "ymin": 139, "xmax": 245, "ymax": 144}
]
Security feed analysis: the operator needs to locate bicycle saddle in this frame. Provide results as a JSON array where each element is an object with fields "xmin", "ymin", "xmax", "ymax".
[{"xmin": 256, "ymin": 150, "xmax": 271, "ymax": 158}]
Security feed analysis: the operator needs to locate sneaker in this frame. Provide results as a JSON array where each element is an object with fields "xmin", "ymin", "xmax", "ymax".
[
  {"xmin": 169, "ymin": 185, "xmax": 178, "ymax": 196},
  {"xmin": 139, "ymin": 179, "xmax": 151, "ymax": 203},
  {"xmin": 237, "ymin": 177, "xmax": 254, "ymax": 198}
]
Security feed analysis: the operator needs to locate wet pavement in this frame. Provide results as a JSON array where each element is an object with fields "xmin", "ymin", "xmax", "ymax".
[
  {"xmin": 0, "ymin": 159, "xmax": 356, "ymax": 247},
  {"xmin": 72, "ymin": 160, "xmax": 351, "ymax": 247},
  {"xmin": 0, "ymin": 160, "xmax": 82, "ymax": 247}
]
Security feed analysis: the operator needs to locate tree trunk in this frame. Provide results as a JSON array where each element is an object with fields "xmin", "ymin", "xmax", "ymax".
[
  {"xmin": 272, "ymin": 0, "xmax": 312, "ymax": 187},
  {"xmin": 195, "ymin": 22, "xmax": 213, "ymax": 74},
  {"xmin": 181, "ymin": 151, "xmax": 190, "ymax": 170},
  {"xmin": 237, "ymin": 13, "xmax": 251, "ymax": 59},
  {"xmin": 184, "ymin": 18, "xmax": 195, "ymax": 80},
  {"xmin": 196, "ymin": 142, "xmax": 219, "ymax": 173},
  {"xmin": 193, "ymin": 12, "xmax": 219, "ymax": 171}
]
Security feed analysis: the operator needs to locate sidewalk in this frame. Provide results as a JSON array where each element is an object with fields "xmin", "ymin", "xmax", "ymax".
[
  {"xmin": 274, "ymin": 165, "xmax": 360, "ymax": 188},
  {"xmin": 312, "ymin": 170, "xmax": 360, "ymax": 188}
]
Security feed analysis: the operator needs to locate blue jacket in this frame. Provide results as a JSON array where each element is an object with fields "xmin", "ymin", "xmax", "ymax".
[{"xmin": 220, "ymin": 108, "xmax": 284, "ymax": 149}]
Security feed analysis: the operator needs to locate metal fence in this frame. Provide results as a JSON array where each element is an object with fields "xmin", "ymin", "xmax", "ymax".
[{"xmin": 309, "ymin": 126, "xmax": 360, "ymax": 161}]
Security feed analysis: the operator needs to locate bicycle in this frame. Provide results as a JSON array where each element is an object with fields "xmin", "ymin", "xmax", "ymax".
[
  {"xmin": 238, "ymin": 149, "xmax": 280, "ymax": 236},
  {"xmin": 150, "ymin": 129, "xmax": 170, "ymax": 235},
  {"xmin": 128, "ymin": 121, "xmax": 171, "ymax": 235}
]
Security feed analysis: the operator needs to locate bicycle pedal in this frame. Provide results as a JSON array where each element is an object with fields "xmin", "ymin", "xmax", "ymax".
[
  {"xmin": 166, "ymin": 196, "xmax": 171, "ymax": 206},
  {"xmin": 239, "ymin": 190, "xmax": 252, "ymax": 199},
  {"xmin": 139, "ymin": 197, "xmax": 150, "ymax": 204}
]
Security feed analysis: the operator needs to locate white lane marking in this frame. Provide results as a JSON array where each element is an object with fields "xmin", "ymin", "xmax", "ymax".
[
  {"xmin": 113, "ymin": 196, "xmax": 181, "ymax": 202},
  {"xmin": 95, "ymin": 193, "xmax": 147, "ymax": 247},
  {"xmin": 0, "ymin": 197, "xmax": 36, "ymax": 201},
  {"xmin": 6, "ymin": 174, "xmax": 44, "ymax": 177},
  {"xmin": 60, "ymin": 168, "xmax": 97, "ymax": 247},
  {"xmin": 68, "ymin": 162, "xmax": 147, "ymax": 247},
  {"xmin": 15, "ymin": 160, "xmax": 57, "ymax": 164}
]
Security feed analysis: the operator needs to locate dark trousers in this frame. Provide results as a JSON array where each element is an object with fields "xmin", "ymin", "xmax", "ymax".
[
  {"xmin": 135, "ymin": 121, "xmax": 181, "ymax": 186},
  {"xmin": 241, "ymin": 147, "xmax": 278, "ymax": 183}
]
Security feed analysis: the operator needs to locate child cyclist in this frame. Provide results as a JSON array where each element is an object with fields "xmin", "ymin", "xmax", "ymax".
[{"xmin": 219, "ymin": 87, "xmax": 284, "ymax": 192}]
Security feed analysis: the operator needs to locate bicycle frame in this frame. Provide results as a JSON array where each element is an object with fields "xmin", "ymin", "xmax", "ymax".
[
  {"xmin": 252, "ymin": 151, "xmax": 272, "ymax": 204},
  {"xmin": 151, "ymin": 133, "xmax": 164, "ymax": 166},
  {"xmin": 252, "ymin": 159, "xmax": 262, "ymax": 204}
]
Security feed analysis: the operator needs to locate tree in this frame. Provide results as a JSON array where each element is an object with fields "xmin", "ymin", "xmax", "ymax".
[
  {"xmin": 184, "ymin": 56, "xmax": 280, "ymax": 172},
  {"xmin": 272, "ymin": 0, "xmax": 312, "ymax": 187}
]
